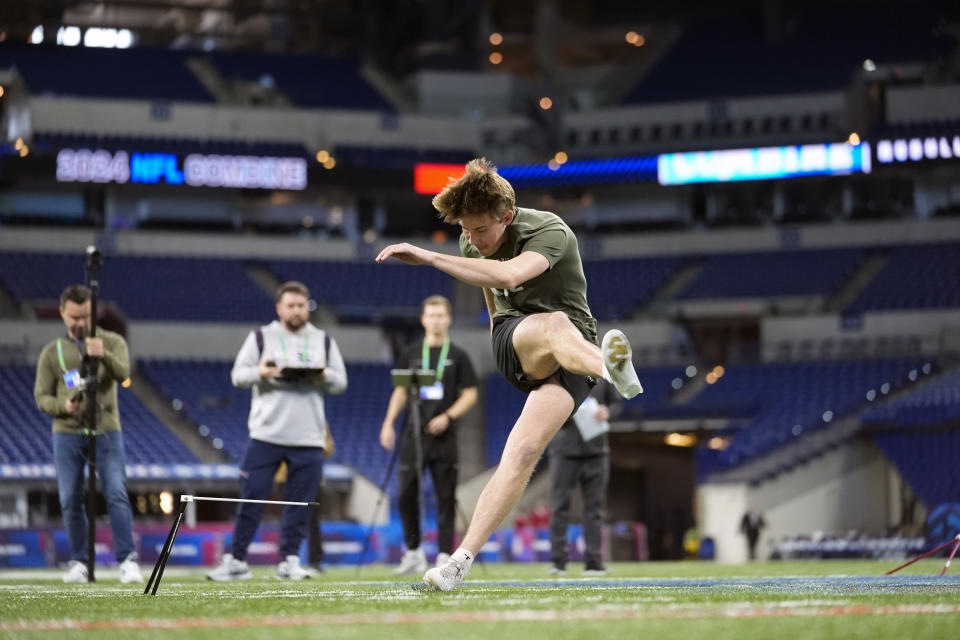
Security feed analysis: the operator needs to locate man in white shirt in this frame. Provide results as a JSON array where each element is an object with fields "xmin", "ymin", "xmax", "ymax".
[{"xmin": 208, "ymin": 281, "xmax": 347, "ymax": 581}]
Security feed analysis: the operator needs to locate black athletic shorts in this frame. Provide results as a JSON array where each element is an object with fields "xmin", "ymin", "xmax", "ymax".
[{"xmin": 491, "ymin": 314, "xmax": 597, "ymax": 412}]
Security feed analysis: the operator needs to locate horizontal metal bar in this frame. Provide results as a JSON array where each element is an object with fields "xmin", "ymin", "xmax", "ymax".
[{"xmin": 180, "ymin": 495, "xmax": 319, "ymax": 507}]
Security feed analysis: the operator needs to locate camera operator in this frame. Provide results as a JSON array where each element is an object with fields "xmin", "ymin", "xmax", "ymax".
[{"xmin": 34, "ymin": 284, "xmax": 142, "ymax": 584}]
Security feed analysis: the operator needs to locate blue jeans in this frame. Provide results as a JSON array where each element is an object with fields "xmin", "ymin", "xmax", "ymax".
[
  {"xmin": 53, "ymin": 431, "xmax": 136, "ymax": 563},
  {"xmin": 231, "ymin": 439, "xmax": 323, "ymax": 560}
]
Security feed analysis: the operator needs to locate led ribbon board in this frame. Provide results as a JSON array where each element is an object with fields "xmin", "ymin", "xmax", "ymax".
[
  {"xmin": 875, "ymin": 136, "xmax": 960, "ymax": 164},
  {"xmin": 56, "ymin": 149, "xmax": 308, "ymax": 190},
  {"xmin": 657, "ymin": 142, "xmax": 872, "ymax": 185}
]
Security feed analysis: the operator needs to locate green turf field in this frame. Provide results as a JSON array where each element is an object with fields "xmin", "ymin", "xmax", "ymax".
[{"xmin": 1, "ymin": 560, "xmax": 958, "ymax": 639}]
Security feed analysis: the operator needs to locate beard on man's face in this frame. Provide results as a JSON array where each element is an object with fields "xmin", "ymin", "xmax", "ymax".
[
  {"xmin": 283, "ymin": 316, "xmax": 306, "ymax": 331},
  {"xmin": 70, "ymin": 325, "xmax": 88, "ymax": 340}
]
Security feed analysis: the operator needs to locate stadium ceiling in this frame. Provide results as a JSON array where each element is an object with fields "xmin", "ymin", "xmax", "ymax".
[
  {"xmin": 0, "ymin": 0, "xmax": 931, "ymax": 78},
  {"xmin": 0, "ymin": 0, "xmax": 765, "ymax": 56}
]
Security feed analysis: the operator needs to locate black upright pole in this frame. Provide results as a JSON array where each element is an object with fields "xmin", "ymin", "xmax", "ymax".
[
  {"xmin": 82, "ymin": 246, "xmax": 102, "ymax": 583},
  {"xmin": 407, "ymin": 380, "xmax": 428, "ymax": 548},
  {"xmin": 355, "ymin": 438, "xmax": 403, "ymax": 572}
]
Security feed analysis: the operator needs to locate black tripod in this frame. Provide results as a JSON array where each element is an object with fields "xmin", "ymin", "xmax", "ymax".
[
  {"xmin": 79, "ymin": 246, "xmax": 103, "ymax": 582},
  {"xmin": 355, "ymin": 368, "xmax": 435, "ymax": 572}
]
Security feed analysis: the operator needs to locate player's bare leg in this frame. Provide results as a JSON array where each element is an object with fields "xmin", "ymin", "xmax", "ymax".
[
  {"xmin": 512, "ymin": 312, "xmax": 642, "ymax": 399},
  {"xmin": 423, "ymin": 382, "xmax": 573, "ymax": 591}
]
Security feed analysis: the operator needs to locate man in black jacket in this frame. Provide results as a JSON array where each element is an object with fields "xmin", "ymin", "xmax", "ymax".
[{"xmin": 547, "ymin": 380, "xmax": 622, "ymax": 575}]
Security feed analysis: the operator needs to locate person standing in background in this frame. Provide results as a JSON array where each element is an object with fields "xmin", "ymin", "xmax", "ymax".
[
  {"xmin": 548, "ymin": 379, "xmax": 622, "ymax": 576},
  {"xmin": 208, "ymin": 281, "xmax": 347, "ymax": 581},
  {"xmin": 380, "ymin": 295, "xmax": 478, "ymax": 575},
  {"xmin": 34, "ymin": 284, "xmax": 142, "ymax": 584},
  {"xmin": 740, "ymin": 508, "xmax": 766, "ymax": 561}
]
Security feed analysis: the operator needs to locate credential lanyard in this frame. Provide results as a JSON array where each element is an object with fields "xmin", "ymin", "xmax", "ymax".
[
  {"xmin": 422, "ymin": 338, "xmax": 450, "ymax": 381},
  {"xmin": 278, "ymin": 332, "xmax": 310, "ymax": 363},
  {"xmin": 56, "ymin": 338, "xmax": 68, "ymax": 373},
  {"xmin": 57, "ymin": 331, "xmax": 101, "ymax": 372}
]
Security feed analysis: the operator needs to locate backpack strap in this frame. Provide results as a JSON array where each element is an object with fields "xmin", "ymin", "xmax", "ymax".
[{"xmin": 255, "ymin": 329, "xmax": 264, "ymax": 357}]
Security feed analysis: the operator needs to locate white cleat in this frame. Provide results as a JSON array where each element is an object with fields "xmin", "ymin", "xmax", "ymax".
[
  {"xmin": 207, "ymin": 553, "xmax": 252, "ymax": 581},
  {"xmin": 601, "ymin": 329, "xmax": 643, "ymax": 399},
  {"xmin": 62, "ymin": 560, "xmax": 89, "ymax": 583},
  {"xmin": 434, "ymin": 552, "xmax": 451, "ymax": 568},
  {"xmin": 393, "ymin": 548, "xmax": 428, "ymax": 576},
  {"xmin": 277, "ymin": 554, "xmax": 314, "ymax": 580},
  {"xmin": 423, "ymin": 555, "xmax": 470, "ymax": 592},
  {"xmin": 118, "ymin": 553, "xmax": 143, "ymax": 584}
]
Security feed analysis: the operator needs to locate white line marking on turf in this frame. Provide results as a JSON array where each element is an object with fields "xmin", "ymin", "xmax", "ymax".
[{"xmin": 2, "ymin": 603, "xmax": 959, "ymax": 631}]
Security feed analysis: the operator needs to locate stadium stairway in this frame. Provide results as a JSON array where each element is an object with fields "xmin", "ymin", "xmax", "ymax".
[
  {"xmin": 823, "ymin": 251, "xmax": 891, "ymax": 313},
  {"xmin": 642, "ymin": 261, "xmax": 703, "ymax": 316},
  {"xmin": 128, "ymin": 368, "xmax": 230, "ymax": 463},
  {"xmin": 246, "ymin": 263, "xmax": 282, "ymax": 297},
  {"xmin": 0, "ymin": 285, "xmax": 18, "ymax": 318},
  {"xmin": 183, "ymin": 56, "xmax": 237, "ymax": 105}
]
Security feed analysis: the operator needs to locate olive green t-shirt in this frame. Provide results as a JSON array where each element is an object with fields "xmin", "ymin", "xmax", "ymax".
[
  {"xmin": 34, "ymin": 330, "xmax": 130, "ymax": 434},
  {"xmin": 460, "ymin": 207, "xmax": 598, "ymax": 343}
]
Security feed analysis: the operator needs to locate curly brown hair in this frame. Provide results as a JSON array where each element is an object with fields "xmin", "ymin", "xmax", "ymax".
[{"xmin": 431, "ymin": 158, "xmax": 515, "ymax": 224}]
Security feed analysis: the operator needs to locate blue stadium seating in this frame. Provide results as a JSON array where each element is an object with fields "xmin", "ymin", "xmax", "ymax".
[
  {"xmin": 0, "ymin": 45, "xmax": 212, "ymax": 102},
  {"xmin": 583, "ymin": 257, "xmax": 686, "ymax": 319},
  {"xmin": 675, "ymin": 249, "xmax": 864, "ymax": 299},
  {"xmin": 691, "ymin": 357, "xmax": 928, "ymax": 471},
  {"xmin": 3, "ymin": 245, "xmax": 954, "ymax": 324},
  {"xmin": 138, "ymin": 360, "xmax": 251, "ymax": 462},
  {"xmin": 846, "ymin": 243, "xmax": 960, "ymax": 313},
  {"xmin": 0, "ymin": 252, "xmax": 276, "ymax": 323},
  {"xmin": 873, "ymin": 431, "xmax": 960, "ymax": 509},
  {"xmin": 484, "ymin": 364, "xmax": 689, "ymax": 466},
  {"xmin": 624, "ymin": 5, "xmax": 948, "ymax": 104},
  {"xmin": 137, "ymin": 359, "xmax": 403, "ymax": 495},
  {"xmin": 0, "ymin": 365, "xmax": 198, "ymax": 464},
  {"xmin": 207, "ymin": 51, "xmax": 392, "ymax": 110},
  {"xmin": 625, "ymin": 365, "xmax": 693, "ymax": 418},
  {"xmin": 862, "ymin": 369, "xmax": 960, "ymax": 427},
  {"xmin": 267, "ymin": 260, "xmax": 454, "ymax": 320}
]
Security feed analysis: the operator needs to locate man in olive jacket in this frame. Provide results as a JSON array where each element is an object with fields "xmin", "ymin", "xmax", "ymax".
[{"xmin": 34, "ymin": 284, "xmax": 142, "ymax": 584}]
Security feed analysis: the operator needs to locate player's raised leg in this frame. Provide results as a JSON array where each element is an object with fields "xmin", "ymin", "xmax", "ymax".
[{"xmin": 511, "ymin": 311, "xmax": 642, "ymax": 399}]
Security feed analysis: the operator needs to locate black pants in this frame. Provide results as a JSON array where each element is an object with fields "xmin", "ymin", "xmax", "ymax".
[
  {"xmin": 548, "ymin": 453, "xmax": 609, "ymax": 566},
  {"xmin": 397, "ymin": 453, "xmax": 458, "ymax": 554},
  {"xmin": 307, "ymin": 487, "xmax": 323, "ymax": 565}
]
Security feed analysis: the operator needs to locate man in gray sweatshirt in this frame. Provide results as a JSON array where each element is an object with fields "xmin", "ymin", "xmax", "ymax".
[{"xmin": 208, "ymin": 281, "xmax": 347, "ymax": 581}]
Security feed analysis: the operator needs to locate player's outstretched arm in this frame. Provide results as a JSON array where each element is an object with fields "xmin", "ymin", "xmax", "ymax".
[{"xmin": 376, "ymin": 242, "xmax": 547, "ymax": 290}]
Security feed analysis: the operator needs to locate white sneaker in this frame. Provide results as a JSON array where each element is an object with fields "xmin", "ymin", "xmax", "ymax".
[
  {"xmin": 547, "ymin": 563, "xmax": 568, "ymax": 576},
  {"xmin": 277, "ymin": 555, "xmax": 314, "ymax": 580},
  {"xmin": 393, "ymin": 548, "xmax": 427, "ymax": 576},
  {"xmin": 601, "ymin": 329, "xmax": 643, "ymax": 399},
  {"xmin": 423, "ymin": 555, "xmax": 470, "ymax": 592},
  {"xmin": 582, "ymin": 562, "xmax": 611, "ymax": 576},
  {"xmin": 207, "ymin": 553, "xmax": 252, "ymax": 581},
  {"xmin": 63, "ymin": 560, "xmax": 89, "ymax": 583},
  {"xmin": 434, "ymin": 552, "xmax": 451, "ymax": 568},
  {"xmin": 118, "ymin": 553, "xmax": 143, "ymax": 584}
]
